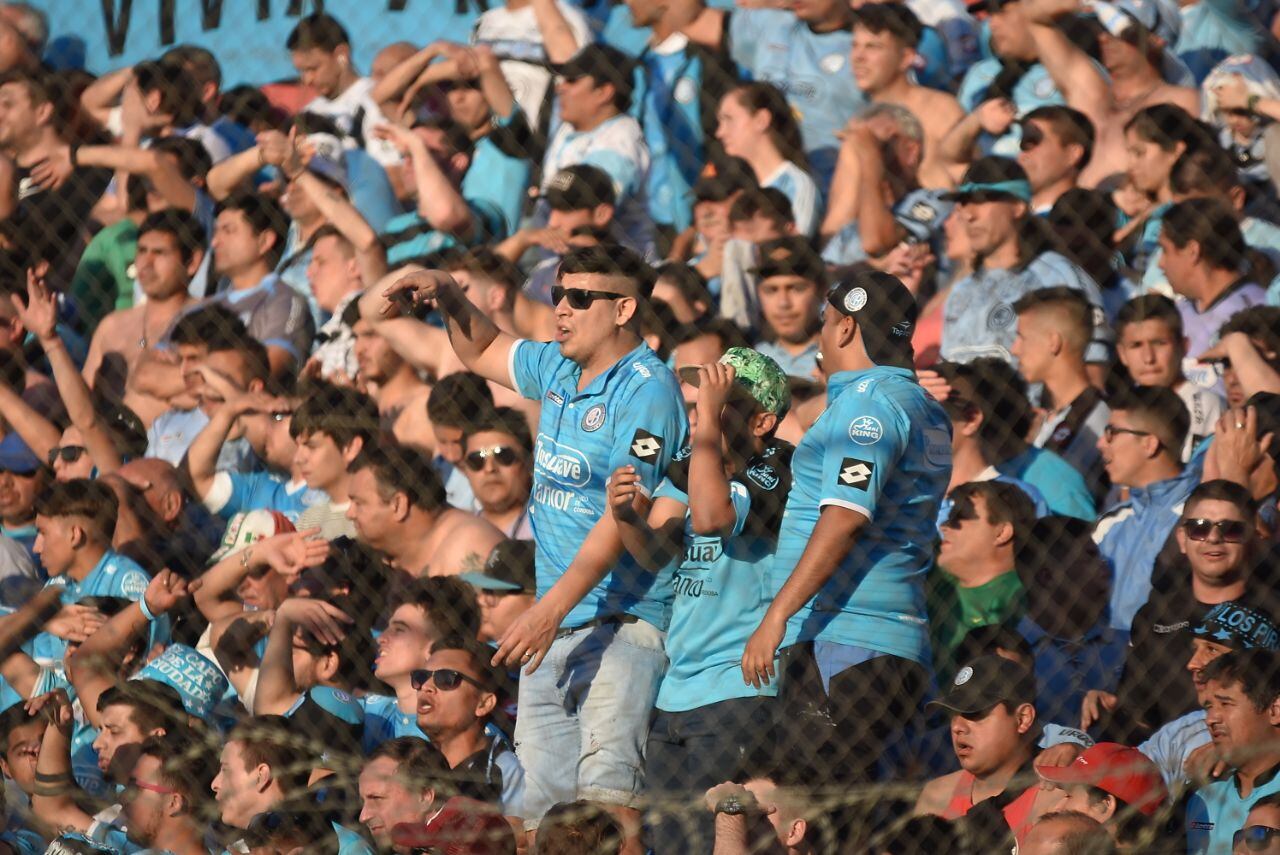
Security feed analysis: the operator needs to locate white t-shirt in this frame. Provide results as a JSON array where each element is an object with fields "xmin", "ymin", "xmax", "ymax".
[
  {"xmin": 305, "ymin": 77, "xmax": 402, "ymax": 168},
  {"xmin": 1175, "ymin": 379, "xmax": 1225, "ymax": 461},
  {"xmin": 473, "ymin": 0, "xmax": 593, "ymax": 128}
]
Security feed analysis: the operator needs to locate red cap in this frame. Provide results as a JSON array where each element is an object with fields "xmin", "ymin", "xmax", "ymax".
[
  {"xmin": 390, "ymin": 797, "xmax": 515, "ymax": 855},
  {"xmin": 1036, "ymin": 743, "xmax": 1168, "ymax": 817}
]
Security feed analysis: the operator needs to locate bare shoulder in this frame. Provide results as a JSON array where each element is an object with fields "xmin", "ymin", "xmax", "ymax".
[{"xmin": 914, "ymin": 770, "xmax": 960, "ymax": 816}]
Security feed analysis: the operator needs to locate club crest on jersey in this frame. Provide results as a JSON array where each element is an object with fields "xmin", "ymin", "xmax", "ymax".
[{"xmin": 582, "ymin": 404, "xmax": 606, "ymax": 432}]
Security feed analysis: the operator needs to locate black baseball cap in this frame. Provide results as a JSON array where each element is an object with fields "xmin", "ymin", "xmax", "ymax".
[
  {"xmin": 460, "ymin": 539, "xmax": 535, "ymax": 593},
  {"xmin": 543, "ymin": 164, "xmax": 617, "ymax": 211},
  {"xmin": 826, "ymin": 269, "xmax": 918, "ymax": 370},
  {"xmin": 928, "ymin": 654, "xmax": 1038, "ymax": 715},
  {"xmin": 556, "ymin": 44, "xmax": 635, "ymax": 101},
  {"xmin": 753, "ymin": 236, "xmax": 827, "ymax": 284},
  {"xmin": 692, "ymin": 157, "xmax": 758, "ymax": 202}
]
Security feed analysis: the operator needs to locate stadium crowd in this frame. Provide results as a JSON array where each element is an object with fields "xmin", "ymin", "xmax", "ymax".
[{"xmin": 2, "ymin": 0, "xmax": 1280, "ymax": 851}]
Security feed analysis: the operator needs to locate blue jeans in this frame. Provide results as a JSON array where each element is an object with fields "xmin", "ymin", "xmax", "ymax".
[
  {"xmin": 645, "ymin": 696, "xmax": 777, "ymax": 854},
  {"xmin": 514, "ymin": 617, "xmax": 666, "ymax": 830}
]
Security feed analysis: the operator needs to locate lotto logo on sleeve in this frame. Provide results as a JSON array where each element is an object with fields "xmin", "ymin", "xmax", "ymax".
[
  {"xmin": 630, "ymin": 429, "xmax": 665, "ymax": 462},
  {"xmin": 837, "ymin": 457, "xmax": 874, "ymax": 489}
]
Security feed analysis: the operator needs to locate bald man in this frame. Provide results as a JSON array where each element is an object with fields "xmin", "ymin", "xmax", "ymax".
[
  {"xmin": 1019, "ymin": 811, "xmax": 1117, "ymax": 855},
  {"xmin": 117, "ymin": 458, "xmax": 220, "ymax": 573}
]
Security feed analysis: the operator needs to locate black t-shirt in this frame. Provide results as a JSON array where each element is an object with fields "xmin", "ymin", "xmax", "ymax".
[{"xmin": 13, "ymin": 163, "xmax": 111, "ymax": 274}]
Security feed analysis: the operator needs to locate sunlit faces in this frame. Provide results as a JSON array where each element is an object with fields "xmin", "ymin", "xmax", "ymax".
[
  {"xmin": 294, "ymin": 430, "xmax": 349, "ymax": 493},
  {"xmin": 290, "ymin": 46, "xmax": 347, "ymax": 100},
  {"xmin": 462, "ymin": 429, "xmax": 531, "ymax": 516},
  {"xmin": 1177, "ymin": 498, "xmax": 1254, "ymax": 584},
  {"xmin": 949, "ymin": 702, "xmax": 1034, "ymax": 776},
  {"xmin": 1125, "ymin": 129, "xmax": 1181, "ymax": 196},
  {"xmin": 375, "ymin": 603, "xmax": 433, "ymax": 682},
  {"xmin": 212, "ymin": 740, "xmax": 269, "ymax": 830},
  {"xmin": 135, "ymin": 229, "xmax": 199, "ymax": 302},
  {"xmin": 358, "ymin": 755, "xmax": 434, "ymax": 849},
  {"xmin": 1117, "ymin": 319, "xmax": 1184, "ymax": 388},
  {"xmin": 346, "ymin": 466, "xmax": 398, "ymax": 549},
  {"xmin": 352, "ymin": 317, "xmax": 406, "ymax": 386},
  {"xmin": 758, "ymin": 275, "xmax": 821, "ymax": 345},
  {"xmin": 550, "ymin": 271, "xmax": 637, "ymax": 364},
  {"xmin": 957, "ymin": 197, "xmax": 1023, "ymax": 257},
  {"xmin": 1203, "ymin": 677, "xmax": 1280, "ymax": 763},
  {"xmin": 33, "ymin": 513, "xmax": 76, "ymax": 577},
  {"xmin": 91, "ymin": 704, "xmax": 154, "ymax": 781},
  {"xmin": 414, "ymin": 648, "xmax": 496, "ymax": 736}
]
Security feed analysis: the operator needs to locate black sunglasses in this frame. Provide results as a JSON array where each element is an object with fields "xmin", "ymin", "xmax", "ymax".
[
  {"xmin": 942, "ymin": 502, "xmax": 979, "ymax": 529},
  {"xmin": 551, "ymin": 285, "xmax": 627, "ymax": 310},
  {"xmin": 1103, "ymin": 424, "xmax": 1153, "ymax": 442},
  {"xmin": 1234, "ymin": 826, "xmax": 1280, "ymax": 851},
  {"xmin": 465, "ymin": 445, "xmax": 521, "ymax": 471},
  {"xmin": 1019, "ymin": 125, "xmax": 1045, "ymax": 152},
  {"xmin": 1182, "ymin": 518, "xmax": 1250, "ymax": 543},
  {"xmin": 47, "ymin": 446, "xmax": 87, "ymax": 466},
  {"xmin": 410, "ymin": 668, "xmax": 488, "ymax": 692}
]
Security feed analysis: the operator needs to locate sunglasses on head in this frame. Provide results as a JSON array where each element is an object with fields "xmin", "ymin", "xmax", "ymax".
[
  {"xmin": 1234, "ymin": 826, "xmax": 1280, "ymax": 851},
  {"xmin": 1182, "ymin": 518, "xmax": 1250, "ymax": 543},
  {"xmin": 551, "ymin": 285, "xmax": 627, "ymax": 310},
  {"xmin": 465, "ymin": 445, "xmax": 521, "ymax": 471},
  {"xmin": 47, "ymin": 446, "xmax": 87, "ymax": 466},
  {"xmin": 410, "ymin": 668, "xmax": 487, "ymax": 692}
]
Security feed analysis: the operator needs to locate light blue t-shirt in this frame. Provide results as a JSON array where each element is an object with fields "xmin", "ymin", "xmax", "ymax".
[
  {"xmin": 26, "ymin": 552, "xmax": 163, "ymax": 669},
  {"xmin": 761, "ymin": 160, "xmax": 822, "ymax": 238},
  {"xmin": 462, "ymin": 112, "xmax": 534, "ymax": 237},
  {"xmin": 146, "ymin": 408, "xmax": 257, "ymax": 474},
  {"xmin": 213, "ymin": 472, "xmax": 328, "ymax": 523},
  {"xmin": 996, "ymin": 446, "xmax": 1098, "ymax": 521},
  {"xmin": 633, "ymin": 37, "xmax": 709, "ymax": 231},
  {"xmin": 957, "ymin": 60, "xmax": 1067, "ymax": 156},
  {"xmin": 510, "ymin": 339, "xmax": 688, "ymax": 630},
  {"xmin": 360, "ymin": 692, "xmax": 427, "ymax": 754},
  {"xmin": 728, "ymin": 9, "xmax": 864, "ymax": 187},
  {"xmin": 1187, "ymin": 763, "xmax": 1280, "ymax": 854},
  {"xmin": 773, "ymin": 366, "xmax": 952, "ymax": 664},
  {"xmin": 755, "ymin": 340, "xmax": 819, "ymax": 382},
  {"xmin": 653, "ymin": 442, "xmax": 793, "ymax": 712}
]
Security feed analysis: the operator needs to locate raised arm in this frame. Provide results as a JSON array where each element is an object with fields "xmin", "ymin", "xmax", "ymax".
[
  {"xmin": 850, "ymin": 127, "xmax": 906, "ymax": 259},
  {"xmin": 29, "ymin": 690, "xmax": 94, "ymax": 834},
  {"xmin": 688, "ymin": 365, "xmax": 741, "ymax": 536},
  {"xmin": 374, "ymin": 122, "xmax": 473, "ymax": 235},
  {"xmin": 193, "ymin": 530, "xmax": 328, "ymax": 624},
  {"xmin": 292, "ymin": 168, "xmax": 387, "ymax": 286},
  {"xmin": 0, "ymin": 380, "xmax": 60, "ymax": 462},
  {"xmin": 530, "ymin": 0, "xmax": 588, "ymax": 63},
  {"xmin": 15, "ymin": 277, "xmax": 123, "ymax": 475},
  {"xmin": 206, "ymin": 131, "xmax": 290, "ymax": 200},
  {"xmin": 366, "ymin": 268, "xmax": 519, "ymax": 389},
  {"xmin": 71, "ymin": 144, "xmax": 196, "ymax": 212},
  {"xmin": 370, "ymin": 42, "xmax": 446, "ymax": 106},
  {"xmin": 79, "ymin": 67, "xmax": 132, "ymax": 130},
  {"xmin": 937, "ymin": 100, "xmax": 1016, "ymax": 170},
  {"xmin": 186, "ymin": 384, "xmax": 259, "ymax": 505},
  {"xmin": 1024, "ymin": 0, "xmax": 1109, "ymax": 123},
  {"xmin": 254, "ymin": 597, "xmax": 353, "ymax": 715},
  {"xmin": 821, "ymin": 127, "xmax": 865, "ymax": 239}
]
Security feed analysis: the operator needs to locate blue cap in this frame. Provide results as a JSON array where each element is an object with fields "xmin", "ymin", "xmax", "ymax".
[
  {"xmin": 0, "ymin": 433, "xmax": 40, "ymax": 475},
  {"xmin": 132, "ymin": 644, "xmax": 229, "ymax": 721}
]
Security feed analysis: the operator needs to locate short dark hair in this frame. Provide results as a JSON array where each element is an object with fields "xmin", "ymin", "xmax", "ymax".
[
  {"xmin": 1200, "ymin": 648, "xmax": 1280, "ymax": 712},
  {"xmin": 290, "ymin": 383, "xmax": 379, "ymax": 450},
  {"xmin": 954, "ymin": 622, "xmax": 1035, "ymax": 671},
  {"xmin": 35, "ymin": 479, "xmax": 118, "ymax": 544},
  {"xmin": 464, "ymin": 406, "xmax": 532, "ymax": 456},
  {"xmin": 1184, "ymin": 479, "xmax": 1259, "ymax": 522},
  {"xmin": 168, "ymin": 304, "xmax": 248, "ymax": 350},
  {"xmin": 162, "ymin": 44, "xmax": 222, "ymax": 89},
  {"xmin": 228, "ymin": 716, "xmax": 311, "ymax": 794},
  {"xmin": 431, "ymin": 633, "xmax": 500, "ymax": 693},
  {"xmin": 938, "ymin": 358, "xmax": 1033, "ymax": 461},
  {"xmin": 1108, "ymin": 384, "xmax": 1190, "ymax": 456},
  {"xmin": 137, "ymin": 731, "xmax": 218, "ymax": 809},
  {"xmin": 1220, "ymin": 306, "xmax": 1280, "ymax": 358},
  {"xmin": 535, "ymin": 801, "xmax": 624, "ymax": 855},
  {"xmin": 442, "ymin": 247, "xmax": 522, "ymax": 292},
  {"xmin": 396, "ymin": 576, "xmax": 481, "ymax": 641},
  {"xmin": 0, "ymin": 69, "xmax": 70, "ymax": 135},
  {"xmin": 850, "ymin": 2, "xmax": 924, "ymax": 46},
  {"xmin": 133, "ymin": 59, "xmax": 202, "ymax": 127},
  {"xmin": 138, "ymin": 209, "xmax": 207, "ymax": 265},
  {"xmin": 96, "ymin": 680, "xmax": 187, "ymax": 734},
  {"xmin": 1124, "ymin": 103, "xmax": 1211, "ymax": 153},
  {"xmin": 1171, "ymin": 143, "xmax": 1239, "ymax": 198},
  {"xmin": 1012, "ymin": 286, "xmax": 1094, "ymax": 354},
  {"xmin": 214, "ymin": 192, "xmax": 289, "ymax": 267},
  {"xmin": 412, "ymin": 115, "xmax": 475, "ymax": 161},
  {"xmin": 728, "ymin": 187, "xmax": 794, "ymax": 228},
  {"xmin": 1161, "ymin": 197, "xmax": 1247, "ymax": 272},
  {"xmin": 349, "ymin": 444, "xmax": 448, "ymax": 512},
  {"xmin": 948, "ymin": 480, "xmax": 1037, "ymax": 536},
  {"xmin": 149, "ymin": 136, "xmax": 213, "ymax": 183},
  {"xmin": 367, "ymin": 736, "xmax": 451, "ymax": 796},
  {"xmin": 1032, "ymin": 811, "xmax": 1118, "ymax": 855},
  {"xmin": 427, "ymin": 372, "xmax": 494, "ymax": 429},
  {"xmin": 1116, "ymin": 294, "xmax": 1184, "ymax": 340},
  {"xmin": 557, "ymin": 244, "xmax": 656, "ymax": 299},
  {"xmin": 1023, "ymin": 105, "xmax": 1095, "ymax": 169},
  {"xmin": 286, "ymin": 13, "xmax": 350, "ymax": 51}
]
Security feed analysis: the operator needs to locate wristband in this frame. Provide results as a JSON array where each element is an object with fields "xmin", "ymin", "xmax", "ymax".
[
  {"xmin": 138, "ymin": 595, "xmax": 158, "ymax": 622},
  {"xmin": 1249, "ymin": 93, "xmax": 1261, "ymax": 113},
  {"xmin": 241, "ymin": 545, "xmax": 254, "ymax": 573},
  {"xmin": 34, "ymin": 771, "xmax": 72, "ymax": 784}
]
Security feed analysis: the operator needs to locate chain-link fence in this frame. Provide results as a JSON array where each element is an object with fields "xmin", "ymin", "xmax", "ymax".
[{"xmin": 2, "ymin": 0, "xmax": 1280, "ymax": 852}]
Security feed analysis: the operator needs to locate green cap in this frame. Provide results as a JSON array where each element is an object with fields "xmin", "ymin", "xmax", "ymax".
[{"xmin": 679, "ymin": 347, "xmax": 791, "ymax": 417}]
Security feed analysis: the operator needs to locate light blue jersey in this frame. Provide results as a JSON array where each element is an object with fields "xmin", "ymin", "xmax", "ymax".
[
  {"xmin": 146, "ymin": 408, "xmax": 257, "ymax": 474},
  {"xmin": 1186, "ymin": 763, "xmax": 1280, "ymax": 854},
  {"xmin": 755, "ymin": 341, "xmax": 819, "ymax": 382},
  {"xmin": 760, "ymin": 161, "xmax": 822, "ymax": 237},
  {"xmin": 727, "ymin": 10, "xmax": 863, "ymax": 187},
  {"xmin": 26, "ymin": 552, "xmax": 163, "ymax": 669},
  {"xmin": 634, "ymin": 36, "xmax": 711, "ymax": 230},
  {"xmin": 940, "ymin": 251, "xmax": 1112, "ymax": 365},
  {"xmin": 510, "ymin": 339, "xmax": 688, "ymax": 630},
  {"xmin": 462, "ymin": 112, "xmax": 534, "ymax": 236},
  {"xmin": 773, "ymin": 367, "xmax": 952, "ymax": 664},
  {"xmin": 997, "ymin": 446, "xmax": 1098, "ymax": 521},
  {"xmin": 205, "ymin": 471, "xmax": 328, "ymax": 523},
  {"xmin": 381, "ymin": 197, "xmax": 508, "ymax": 268},
  {"xmin": 822, "ymin": 188, "xmax": 952, "ymax": 267},
  {"xmin": 1176, "ymin": 0, "xmax": 1263, "ymax": 70},
  {"xmin": 360, "ymin": 693, "xmax": 427, "ymax": 753},
  {"xmin": 653, "ymin": 442, "xmax": 794, "ymax": 712}
]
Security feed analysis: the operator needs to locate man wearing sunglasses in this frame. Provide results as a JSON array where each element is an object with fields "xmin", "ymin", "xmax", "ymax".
[
  {"xmin": 1095, "ymin": 385, "xmax": 1196, "ymax": 637},
  {"xmin": 1235, "ymin": 793, "xmax": 1280, "ymax": 854},
  {"xmin": 109, "ymin": 733, "xmax": 216, "ymax": 855},
  {"xmin": 1186, "ymin": 649, "xmax": 1280, "ymax": 854},
  {"xmin": 380, "ymin": 245, "xmax": 685, "ymax": 848},
  {"xmin": 414, "ymin": 635, "xmax": 523, "ymax": 817},
  {"xmin": 1014, "ymin": 106, "xmax": 1092, "ymax": 216},
  {"xmin": 460, "ymin": 408, "xmax": 533, "ymax": 540}
]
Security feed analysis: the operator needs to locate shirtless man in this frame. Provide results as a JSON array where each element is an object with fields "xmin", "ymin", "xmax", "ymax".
[
  {"xmin": 849, "ymin": 2, "xmax": 964, "ymax": 189},
  {"xmin": 351, "ymin": 313, "xmax": 434, "ymax": 449},
  {"xmin": 83, "ymin": 209, "xmax": 200, "ymax": 425},
  {"xmin": 346, "ymin": 442, "xmax": 506, "ymax": 578},
  {"xmin": 1023, "ymin": 0, "xmax": 1199, "ymax": 186}
]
